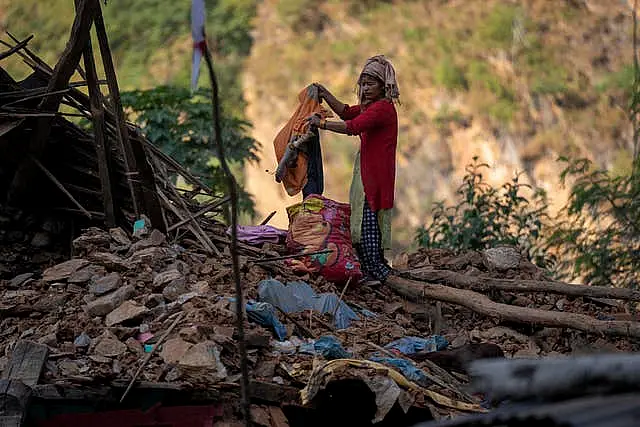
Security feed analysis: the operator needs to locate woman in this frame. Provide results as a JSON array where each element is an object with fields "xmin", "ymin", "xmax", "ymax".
[{"xmin": 307, "ymin": 55, "xmax": 399, "ymax": 282}]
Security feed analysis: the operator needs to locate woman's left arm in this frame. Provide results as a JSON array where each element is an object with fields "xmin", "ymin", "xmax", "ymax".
[
  {"xmin": 308, "ymin": 102, "xmax": 390, "ymax": 135},
  {"xmin": 307, "ymin": 114, "xmax": 349, "ymax": 134}
]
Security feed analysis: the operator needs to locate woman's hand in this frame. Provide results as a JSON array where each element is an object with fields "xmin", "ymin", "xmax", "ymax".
[
  {"xmin": 313, "ymin": 83, "xmax": 330, "ymax": 101},
  {"xmin": 306, "ymin": 113, "xmax": 322, "ymax": 128}
]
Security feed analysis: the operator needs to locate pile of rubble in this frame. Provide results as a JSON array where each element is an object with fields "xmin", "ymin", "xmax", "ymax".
[{"xmin": 0, "ymin": 223, "xmax": 637, "ymax": 424}]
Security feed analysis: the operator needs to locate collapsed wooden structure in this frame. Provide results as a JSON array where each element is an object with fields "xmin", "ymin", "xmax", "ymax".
[{"xmin": 0, "ymin": 0, "xmax": 227, "ymax": 254}]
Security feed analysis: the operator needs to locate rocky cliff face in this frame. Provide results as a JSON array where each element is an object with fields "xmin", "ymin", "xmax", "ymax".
[{"xmin": 243, "ymin": 0, "xmax": 635, "ymax": 249}]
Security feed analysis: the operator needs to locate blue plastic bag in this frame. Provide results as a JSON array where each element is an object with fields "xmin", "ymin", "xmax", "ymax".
[
  {"xmin": 245, "ymin": 301, "xmax": 288, "ymax": 341},
  {"xmin": 299, "ymin": 336, "xmax": 351, "ymax": 360},
  {"xmin": 384, "ymin": 336, "xmax": 449, "ymax": 355}
]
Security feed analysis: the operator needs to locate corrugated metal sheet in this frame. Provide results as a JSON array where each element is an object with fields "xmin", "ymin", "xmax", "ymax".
[{"xmin": 411, "ymin": 393, "xmax": 640, "ymax": 427}]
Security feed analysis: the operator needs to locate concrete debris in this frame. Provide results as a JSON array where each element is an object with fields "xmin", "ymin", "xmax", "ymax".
[
  {"xmin": 0, "ymin": 226, "xmax": 636, "ymax": 424},
  {"xmin": 89, "ymin": 272, "xmax": 122, "ymax": 296},
  {"xmin": 84, "ymin": 285, "xmax": 136, "ymax": 317},
  {"xmin": 42, "ymin": 259, "xmax": 90, "ymax": 282},
  {"xmin": 105, "ymin": 300, "xmax": 149, "ymax": 327}
]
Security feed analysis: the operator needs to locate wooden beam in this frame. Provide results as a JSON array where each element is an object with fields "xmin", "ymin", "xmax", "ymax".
[
  {"xmin": 0, "ymin": 380, "xmax": 31, "ymax": 427},
  {"xmin": 93, "ymin": 5, "xmax": 165, "ymax": 231},
  {"xmin": 7, "ymin": 0, "xmax": 98, "ymax": 205},
  {"xmin": 83, "ymin": 35, "xmax": 116, "ymax": 227},
  {"xmin": 92, "ymin": 5, "xmax": 140, "ymax": 219},
  {"xmin": 3, "ymin": 341, "xmax": 48, "ymax": 387}
]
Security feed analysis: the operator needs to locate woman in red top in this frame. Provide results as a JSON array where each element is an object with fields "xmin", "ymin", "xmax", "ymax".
[{"xmin": 307, "ymin": 55, "xmax": 399, "ymax": 282}]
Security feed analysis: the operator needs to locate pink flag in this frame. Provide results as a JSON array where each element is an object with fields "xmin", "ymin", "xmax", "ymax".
[{"xmin": 191, "ymin": 0, "xmax": 206, "ymax": 92}]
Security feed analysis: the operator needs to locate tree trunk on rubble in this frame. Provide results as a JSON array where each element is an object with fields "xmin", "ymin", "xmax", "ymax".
[
  {"xmin": 385, "ymin": 275, "xmax": 640, "ymax": 338},
  {"xmin": 408, "ymin": 269, "xmax": 640, "ymax": 302}
]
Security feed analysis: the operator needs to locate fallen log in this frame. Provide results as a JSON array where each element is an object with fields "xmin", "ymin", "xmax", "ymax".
[
  {"xmin": 408, "ymin": 268, "xmax": 640, "ymax": 302},
  {"xmin": 385, "ymin": 275, "xmax": 640, "ymax": 338}
]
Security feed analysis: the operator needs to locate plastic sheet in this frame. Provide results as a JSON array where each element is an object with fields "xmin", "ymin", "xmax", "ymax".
[
  {"xmin": 258, "ymin": 279, "xmax": 360, "ymax": 329},
  {"xmin": 241, "ymin": 300, "xmax": 287, "ymax": 341},
  {"xmin": 384, "ymin": 335, "xmax": 449, "ymax": 355}
]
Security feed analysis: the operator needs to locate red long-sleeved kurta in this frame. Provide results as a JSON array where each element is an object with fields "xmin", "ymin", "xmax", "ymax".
[{"xmin": 339, "ymin": 100, "xmax": 398, "ymax": 211}]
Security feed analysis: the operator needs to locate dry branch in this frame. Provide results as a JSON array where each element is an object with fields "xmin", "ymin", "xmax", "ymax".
[
  {"xmin": 386, "ymin": 275, "xmax": 640, "ymax": 338},
  {"xmin": 408, "ymin": 269, "xmax": 640, "ymax": 302}
]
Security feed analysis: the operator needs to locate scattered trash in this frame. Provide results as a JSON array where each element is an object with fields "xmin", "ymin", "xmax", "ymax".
[
  {"xmin": 385, "ymin": 335, "xmax": 449, "ymax": 355},
  {"xmin": 369, "ymin": 357, "xmax": 432, "ymax": 387},
  {"xmin": 73, "ymin": 332, "xmax": 92, "ymax": 348},
  {"xmin": 299, "ymin": 335, "xmax": 351, "ymax": 360},
  {"xmin": 226, "ymin": 225, "xmax": 287, "ymax": 245},
  {"xmin": 133, "ymin": 217, "xmax": 150, "ymax": 238},
  {"xmin": 245, "ymin": 301, "xmax": 288, "ymax": 341}
]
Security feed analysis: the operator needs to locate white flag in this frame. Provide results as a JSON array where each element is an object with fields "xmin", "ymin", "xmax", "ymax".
[{"xmin": 191, "ymin": 0, "xmax": 206, "ymax": 92}]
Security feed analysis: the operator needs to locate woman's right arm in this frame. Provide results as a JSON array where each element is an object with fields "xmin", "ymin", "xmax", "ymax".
[{"xmin": 315, "ymin": 83, "xmax": 345, "ymax": 115}]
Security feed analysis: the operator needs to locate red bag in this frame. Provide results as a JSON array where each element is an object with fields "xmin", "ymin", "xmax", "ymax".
[{"xmin": 286, "ymin": 195, "xmax": 362, "ymax": 283}]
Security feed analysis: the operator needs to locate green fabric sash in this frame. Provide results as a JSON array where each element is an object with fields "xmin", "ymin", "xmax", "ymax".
[{"xmin": 349, "ymin": 151, "xmax": 392, "ymax": 250}]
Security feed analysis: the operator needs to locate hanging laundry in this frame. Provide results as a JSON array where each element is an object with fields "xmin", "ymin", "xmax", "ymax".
[{"xmin": 273, "ymin": 85, "xmax": 331, "ymax": 196}]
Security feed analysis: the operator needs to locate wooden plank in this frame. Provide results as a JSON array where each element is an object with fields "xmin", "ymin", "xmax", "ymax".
[
  {"xmin": 3, "ymin": 341, "xmax": 48, "ymax": 387},
  {"xmin": 7, "ymin": 0, "xmax": 98, "ymax": 205},
  {"xmin": 93, "ymin": 5, "xmax": 165, "ymax": 231},
  {"xmin": 0, "ymin": 120, "xmax": 24, "ymax": 138},
  {"xmin": 0, "ymin": 379, "xmax": 31, "ymax": 427},
  {"xmin": 268, "ymin": 406, "xmax": 290, "ymax": 427},
  {"xmin": 92, "ymin": 4, "xmax": 139, "ymax": 218},
  {"xmin": 82, "ymin": 35, "xmax": 116, "ymax": 227}
]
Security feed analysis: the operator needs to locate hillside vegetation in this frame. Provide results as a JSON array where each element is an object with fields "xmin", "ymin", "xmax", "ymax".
[{"xmin": 243, "ymin": 0, "xmax": 635, "ymax": 245}]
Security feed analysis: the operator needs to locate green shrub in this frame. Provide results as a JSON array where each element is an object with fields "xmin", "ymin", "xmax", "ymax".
[
  {"xmin": 434, "ymin": 56, "xmax": 468, "ymax": 91},
  {"xmin": 476, "ymin": 4, "xmax": 520, "ymax": 50},
  {"xmin": 467, "ymin": 61, "xmax": 513, "ymax": 100},
  {"xmin": 121, "ymin": 86, "xmax": 259, "ymax": 216},
  {"xmin": 416, "ymin": 157, "xmax": 550, "ymax": 266},
  {"xmin": 546, "ymin": 158, "xmax": 640, "ymax": 287}
]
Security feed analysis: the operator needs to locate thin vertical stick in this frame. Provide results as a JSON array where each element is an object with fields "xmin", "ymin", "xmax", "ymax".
[
  {"xmin": 83, "ymin": 35, "xmax": 116, "ymax": 227},
  {"xmin": 202, "ymin": 39, "xmax": 251, "ymax": 426},
  {"xmin": 633, "ymin": 0, "xmax": 640, "ymax": 168}
]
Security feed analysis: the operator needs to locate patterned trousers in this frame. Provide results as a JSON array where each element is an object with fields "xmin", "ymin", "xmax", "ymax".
[{"xmin": 357, "ymin": 199, "xmax": 391, "ymax": 281}]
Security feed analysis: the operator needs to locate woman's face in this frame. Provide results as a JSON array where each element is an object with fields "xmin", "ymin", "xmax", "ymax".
[{"xmin": 360, "ymin": 74, "xmax": 384, "ymax": 104}]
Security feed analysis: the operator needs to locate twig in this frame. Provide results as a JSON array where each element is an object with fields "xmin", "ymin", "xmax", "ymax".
[
  {"xmin": 120, "ymin": 311, "xmax": 185, "ymax": 403},
  {"xmin": 275, "ymin": 306, "xmax": 315, "ymax": 339},
  {"xmin": 157, "ymin": 188, "xmax": 219, "ymax": 255},
  {"xmin": 0, "ymin": 35, "xmax": 33, "ymax": 60},
  {"xmin": 30, "ymin": 156, "xmax": 92, "ymax": 219},
  {"xmin": 259, "ymin": 211, "xmax": 277, "ymax": 226},
  {"xmin": 330, "ymin": 277, "xmax": 352, "ymax": 320},
  {"xmin": 252, "ymin": 249, "xmax": 334, "ymax": 264},
  {"xmin": 167, "ymin": 196, "xmax": 230, "ymax": 232},
  {"xmin": 202, "ymin": 35, "xmax": 251, "ymax": 426}
]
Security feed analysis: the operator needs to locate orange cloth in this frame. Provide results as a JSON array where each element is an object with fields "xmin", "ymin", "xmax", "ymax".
[{"xmin": 273, "ymin": 86, "xmax": 331, "ymax": 196}]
